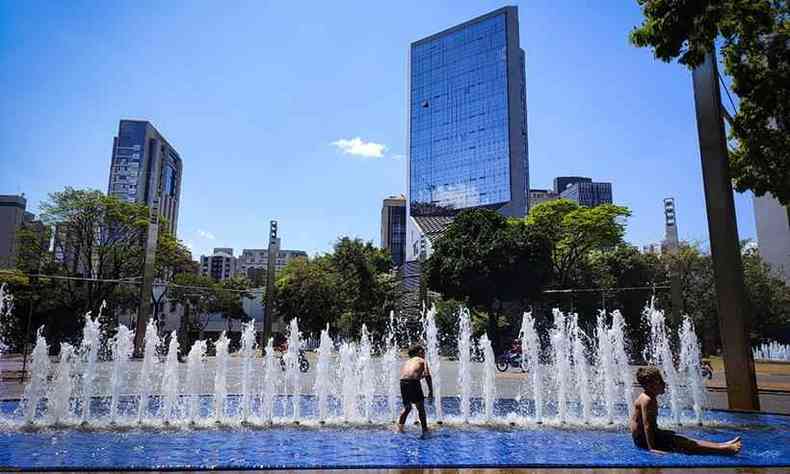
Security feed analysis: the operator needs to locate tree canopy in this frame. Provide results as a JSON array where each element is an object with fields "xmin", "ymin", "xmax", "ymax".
[
  {"xmin": 526, "ymin": 199, "xmax": 631, "ymax": 287},
  {"xmin": 630, "ymin": 0, "xmax": 790, "ymax": 204},
  {"xmin": 424, "ymin": 208, "xmax": 553, "ymax": 348},
  {"xmin": 274, "ymin": 237, "xmax": 399, "ymax": 339}
]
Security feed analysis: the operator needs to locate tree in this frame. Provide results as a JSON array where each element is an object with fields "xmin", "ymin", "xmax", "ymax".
[
  {"xmin": 11, "ymin": 187, "xmax": 194, "ymax": 348},
  {"xmin": 274, "ymin": 237, "xmax": 399, "ymax": 340},
  {"xmin": 275, "ymin": 256, "xmax": 341, "ymax": 337},
  {"xmin": 526, "ymin": 199, "xmax": 631, "ymax": 288},
  {"xmin": 167, "ymin": 273, "xmax": 217, "ymax": 348},
  {"xmin": 630, "ymin": 0, "xmax": 790, "ymax": 204},
  {"xmin": 424, "ymin": 208, "xmax": 552, "ymax": 349}
]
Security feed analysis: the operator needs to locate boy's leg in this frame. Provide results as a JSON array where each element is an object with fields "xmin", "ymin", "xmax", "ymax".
[
  {"xmin": 670, "ymin": 433, "xmax": 742, "ymax": 455},
  {"xmin": 416, "ymin": 401, "xmax": 428, "ymax": 436},
  {"xmin": 397, "ymin": 404, "xmax": 412, "ymax": 432}
]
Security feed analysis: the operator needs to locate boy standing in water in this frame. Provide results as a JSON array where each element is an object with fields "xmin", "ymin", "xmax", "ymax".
[
  {"xmin": 397, "ymin": 345, "xmax": 434, "ymax": 439},
  {"xmin": 631, "ymin": 366, "xmax": 742, "ymax": 455}
]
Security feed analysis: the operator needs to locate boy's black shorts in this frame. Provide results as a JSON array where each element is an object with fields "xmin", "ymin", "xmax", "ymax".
[
  {"xmin": 400, "ymin": 379, "xmax": 424, "ymax": 406},
  {"xmin": 633, "ymin": 429, "xmax": 678, "ymax": 451}
]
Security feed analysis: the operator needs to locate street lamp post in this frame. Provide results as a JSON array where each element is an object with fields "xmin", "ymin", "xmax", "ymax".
[{"xmin": 152, "ymin": 280, "xmax": 167, "ymax": 335}]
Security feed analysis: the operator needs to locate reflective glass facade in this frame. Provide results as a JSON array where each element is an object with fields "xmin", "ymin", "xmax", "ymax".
[{"xmin": 408, "ymin": 8, "xmax": 527, "ymax": 218}]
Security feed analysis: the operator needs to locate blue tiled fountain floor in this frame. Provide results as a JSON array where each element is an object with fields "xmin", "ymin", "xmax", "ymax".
[{"xmin": 0, "ymin": 399, "xmax": 788, "ymax": 471}]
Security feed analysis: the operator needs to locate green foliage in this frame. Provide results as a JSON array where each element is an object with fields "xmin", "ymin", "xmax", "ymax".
[
  {"xmin": 630, "ymin": 0, "xmax": 790, "ymax": 204},
  {"xmin": 424, "ymin": 208, "xmax": 553, "ymax": 348},
  {"xmin": 527, "ymin": 199, "xmax": 631, "ymax": 287},
  {"xmin": 274, "ymin": 237, "xmax": 399, "ymax": 339},
  {"xmin": 10, "ymin": 187, "xmax": 195, "ymax": 348}
]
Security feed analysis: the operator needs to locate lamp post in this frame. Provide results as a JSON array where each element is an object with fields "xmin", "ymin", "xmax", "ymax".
[{"xmin": 152, "ymin": 279, "xmax": 167, "ymax": 336}]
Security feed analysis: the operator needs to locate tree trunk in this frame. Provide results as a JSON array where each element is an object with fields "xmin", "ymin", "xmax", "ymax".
[{"xmin": 488, "ymin": 302, "xmax": 499, "ymax": 353}]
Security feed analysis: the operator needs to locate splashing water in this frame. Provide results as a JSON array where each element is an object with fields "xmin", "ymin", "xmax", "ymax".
[
  {"xmin": 358, "ymin": 325, "xmax": 375, "ymax": 422},
  {"xmin": 213, "ymin": 331, "xmax": 230, "ymax": 422},
  {"xmin": 137, "ymin": 319, "xmax": 161, "ymax": 423},
  {"xmin": 260, "ymin": 337, "xmax": 277, "ymax": 424},
  {"xmin": 284, "ymin": 318, "xmax": 303, "ymax": 420},
  {"xmin": 520, "ymin": 312, "xmax": 543, "ymax": 423},
  {"xmin": 422, "ymin": 304, "xmax": 442, "ymax": 422},
  {"xmin": 186, "ymin": 339, "xmax": 207, "ymax": 424},
  {"xmin": 23, "ymin": 327, "xmax": 49, "ymax": 424},
  {"xmin": 161, "ymin": 331, "xmax": 180, "ymax": 423},
  {"xmin": 383, "ymin": 312, "xmax": 400, "ymax": 421},
  {"xmin": 679, "ymin": 316, "xmax": 705, "ymax": 424},
  {"xmin": 457, "ymin": 307, "xmax": 472, "ymax": 423},
  {"xmin": 79, "ymin": 311, "xmax": 101, "ymax": 424},
  {"xmin": 48, "ymin": 343, "xmax": 75, "ymax": 425},
  {"xmin": 314, "ymin": 325, "xmax": 333, "ymax": 422},
  {"xmin": 10, "ymin": 302, "xmax": 708, "ymax": 428},
  {"xmin": 109, "ymin": 325, "xmax": 134, "ymax": 423},
  {"xmin": 479, "ymin": 334, "xmax": 497, "ymax": 421},
  {"xmin": 239, "ymin": 322, "xmax": 257, "ymax": 423}
]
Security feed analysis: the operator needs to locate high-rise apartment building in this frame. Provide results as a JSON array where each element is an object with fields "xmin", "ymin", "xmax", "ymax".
[
  {"xmin": 0, "ymin": 195, "xmax": 47, "ymax": 268},
  {"xmin": 107, "ymin": 120, "xmax": 183, "ymax": 236},
  {"xmin": 560, "ymin": 181, "xmax": 612, "ymax": 208},
  {"xmin": 753, "ymin": 193, "xmax": 790, "ymax": 283},
  {"xmin": 528, "ymin": 189, "xmax": 559, "ymax": 209},
  {"xmin": 200, "ymin": 248, "xmax": 237, "ymax": 281},
  {"xmin": 406, "ymin": 6, "xmax": 529, "ymax": 261},
  {"xmin": 237, "ymin": 247, "xmax": 308, "ymax": 280},
  {"xmin": 381, "ymin": 195, "xmax": 406, "ymax": 267}
]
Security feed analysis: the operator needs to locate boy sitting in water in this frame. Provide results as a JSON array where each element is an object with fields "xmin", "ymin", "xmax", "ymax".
[
  {"xmin": 397, "ymin": 345, "xmax": 434, "ymax": 439},
  {"xmin": 630, "ymin": 366, "xmax": 742, "ymax": 455}
]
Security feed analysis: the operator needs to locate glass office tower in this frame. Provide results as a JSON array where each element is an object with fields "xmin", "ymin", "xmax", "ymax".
[{"xmin": 407, "ymin": 6, "xmax": 528, "ymax": 220}]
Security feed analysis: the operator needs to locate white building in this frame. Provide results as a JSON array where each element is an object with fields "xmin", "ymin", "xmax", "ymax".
[
  {"xmin": 753, "ymin": 193, "xmax": 790, "ymax": 283},
  {"xmin": 200, "ymin": 248, "xmax": 237, "ymax": 281}
]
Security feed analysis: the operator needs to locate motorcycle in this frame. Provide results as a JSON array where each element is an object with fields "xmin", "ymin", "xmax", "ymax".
[
  {"xmin": 279, "ymin": 349, "xmax": 310, "ymax": 373},
  {"xmin": 700, "ymin": 359, "xmax": 713, "ymax": 380},
  {"xmin": 496, "ymin": 350, "xmax": 525, "ymax": 373}
]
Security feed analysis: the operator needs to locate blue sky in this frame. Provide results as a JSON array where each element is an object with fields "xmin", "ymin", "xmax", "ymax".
[{"xmin": 0, "ymin": 1, "xmax": 756, "ymax": 258}]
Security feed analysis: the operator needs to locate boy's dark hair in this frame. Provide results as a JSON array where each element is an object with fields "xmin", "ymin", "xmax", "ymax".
[
  {"xmin": 408, "ymin": 345, "xmax": 424, "ymax": 357},
  {"xmin": 636, "ymin": 366, "xmax": 663, "ymax": 387}
]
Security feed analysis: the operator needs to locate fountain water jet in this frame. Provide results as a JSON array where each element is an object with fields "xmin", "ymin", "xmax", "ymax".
[
  {"xmin": 457, "ymin": 307, "xmax": 472, "ymax": 423},
  {"xmin": 48, "ymin": 343, "xmax": 75, "ymax": 424},
  {"xmin": 213, "ymin": 331, "xmax": 230, "ymax": 422},
  {"xmin": 284, "ymin": 318, "xmax": 303, "ymax": 421},
  {"xmin": 358, "ymin": 325, "xmax": 375, "ymax": 422},
  {"xmin": 422, "ymin": 305, "xmax": 442, "ymax": 422},
  {"xmin": 314, "ymin": 325, "xmax": 333, "ymax": 422},
  {"xmin": 519, "ymin": 312, "xmax": 543, "ymax": 423},
  {"xmin": 23, "ymin": 327, "xmax": 49, "ymax": 424},
  {"xmin": 239, "ymin": 322, "xmax": 256, "ymax": 423},
  {"xmin": 161, "ymin": 331, "xmax": 180, "ymax": 423},
  {"xmin": 679, "ymin": 316, "xmax": 705, "ymax": 425},
  {"xmin": 260, "ymin": 337, "xmax": 277, "ymax": 423},
  {"xmin": 109, "ymin": 325, "xmax": 134, "ymax": 423},
  {"xmin": 383, "ymin": 312, "xmax": 400, "ymax": 421},
  {"xmin": 480, "ymin": 334, "xmax": 497, "ymax": 421},
  {"xmin": 137, "ymin": 319, "xmax": 161, "ymax": 423},
  {"xmin": 78, "ymin": 311, "xmax": 101, "ymax": 424},
  {"xmin": 186, "ymin": 339, "xmax": 207, "ymax": 424},
  {"xmin": 550, "ymin": 309, "xmax": 570, "ymax": 423}
]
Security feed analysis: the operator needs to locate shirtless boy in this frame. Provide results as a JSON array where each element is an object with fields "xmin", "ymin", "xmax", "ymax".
[
  {"xmin": 630, "ymin": 366, "xmax": 742, "ymax": 455},
  {"xmin": 397, "ymin": 345, "xmax": 434, "ymax": 439}
]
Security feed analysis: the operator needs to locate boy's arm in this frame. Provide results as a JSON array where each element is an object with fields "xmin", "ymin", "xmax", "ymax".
[
  {"xmin": 641, "ymin": 398, "xmax": 667, "ymax": 454},
  {"xmin": 423, "ymin": 360, "xmax": 434, "ymax": 398}
]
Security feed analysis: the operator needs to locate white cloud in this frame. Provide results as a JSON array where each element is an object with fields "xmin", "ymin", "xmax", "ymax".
[
  {"xmin": 331, "ymin": 137, "xmax": 387, "ymax": 158},
  {"xmin": 391, "ymin": 154, "xmax": 405, "ymax": 160},
  {"xmin": 197, "ymin": 229, "xmax": 216, "ymax": 240}
]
